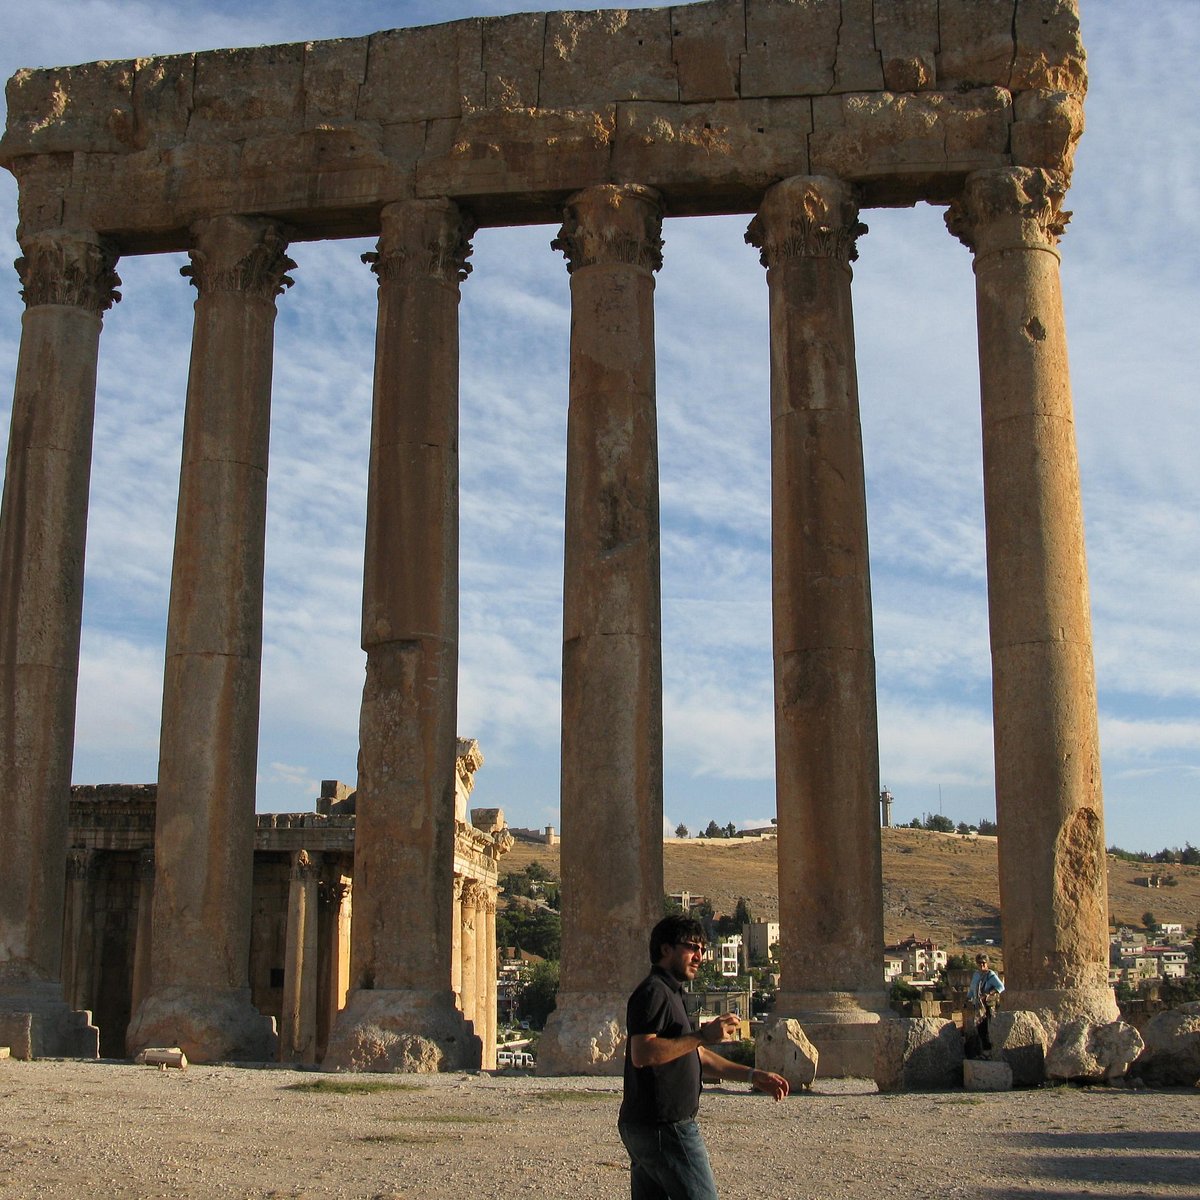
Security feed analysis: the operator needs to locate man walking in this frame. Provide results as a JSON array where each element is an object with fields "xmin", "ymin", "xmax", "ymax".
[{"xmin": 618, "ymin": 914, "xmax": 789, "ymax": 1199}]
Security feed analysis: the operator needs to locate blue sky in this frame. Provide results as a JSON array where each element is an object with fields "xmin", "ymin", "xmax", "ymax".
[{"xmin": 0, "ymin": 2, "xmax": 1196, "ymax": 853}]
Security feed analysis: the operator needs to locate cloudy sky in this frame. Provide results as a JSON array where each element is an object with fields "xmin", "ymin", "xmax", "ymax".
[{"xmin": 1, "ymin": 2, "xmax": 1196, "ymax": 854}]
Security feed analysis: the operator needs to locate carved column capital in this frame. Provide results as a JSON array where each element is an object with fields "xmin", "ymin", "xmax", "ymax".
[
  {"xmin": 363, "ymin": 198, "xmax": 475, "ymax": 287},
  {"xmin": 15, "ymin": 230, "xmax": 121, "ymax": 312},
  {"xmin": 479, "ymin": 891, "xmax": 497, "ymax": 917},
  {"xmin": 746, "ymin": 175, "xmax": 866, "ymax": 270},
  {"xmin": 291, "ymin": 848, "xmax": 321, "ymax": 881},
  {"xmin": 946, "ymin": 167, "xmax": 1071, "ymax": 258},
  {"xmin": 461, "ymin": 879, "xmax": 487, "ymax": 910},
  {"xmin": 181, "ymin": 215, "xmax": 296, "ymax": 299},
  {"xmin": 552, "ymin": 183, "xmax": 664, "ymax": 274}
]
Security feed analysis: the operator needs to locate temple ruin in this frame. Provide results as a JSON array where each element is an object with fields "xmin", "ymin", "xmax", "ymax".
[{"xmin": 0, "ymin": 0, "xmax": 1114, "ymax": 1075}]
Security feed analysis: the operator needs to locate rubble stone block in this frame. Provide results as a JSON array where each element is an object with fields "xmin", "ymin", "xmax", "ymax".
[
  {"xmin": 964, "ymin": 1058, "xmax": 1013, "ymax": 1091},
  {"xmin": 482, "ymin": 13, "xmax": 545, "ymax": 111},
  {"xmin": 875, "ymin": 0, "xmax": 939, "ymax": 92},
  {"xmin": 874, "ymin": 1017, "xmax": 964, "ymax": 1092},
  {"xmin": 756, "ymin": 1019, "xmax": 819, "ymax": 1090},
  {"xmin": 541, "ymin": 10, "xmax": 678, "ymax": 109},
  {"xmin": 1013, "ymin": 0, "xmax": 1086, "ymax": 93},
  {"xmin": 1131, "ymin": 1001, "xmax": 1200, "ymax": 1088},
  {"xmin": 1045, "ymin": 1017, "xmax": 1143, "ymax": 1083},
  {"xmin": 990, "ymin": 1010, "xmax": 1051, "ymax": 1088},
  {"xmin": 741, "ymin": 0, "xmax": 839, "ymax": 97},
  {"xmin": 671, "ymin": 0, "xmax": 743, "ymax": 102},
  {"xmin": 937, "ymin": 0, "xmax": 1013, "ymax": 88}
]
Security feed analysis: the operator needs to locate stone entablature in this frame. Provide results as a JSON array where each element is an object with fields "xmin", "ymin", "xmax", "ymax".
[{"xmin": 0, "ymin": 0, "xmax": 1084, "ymax": 245}]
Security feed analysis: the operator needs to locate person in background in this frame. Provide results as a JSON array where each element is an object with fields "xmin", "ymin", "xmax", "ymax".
[{"xmin": 967, "ymin": 951, "xmax": 1005, "ymax": 1055}]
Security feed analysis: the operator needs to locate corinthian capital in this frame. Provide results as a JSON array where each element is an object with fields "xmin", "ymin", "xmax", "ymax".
[
  {"xmin": 552, "ymin": 184, "xmax": 664, "ymax": 274},
  {"xmin": 363, "ymin": 198, "xmax": 475, "ymax": 286},
  {"xmin": 15, "ymin": 231, "xmax": 121, "ymax": 312},
  {"xmin": 946, "ymin": 168, "xmax": 1071, "ymax": 256},
  {"xmin": 181, "ymin": 215, "xmax": 296, "ymax": 299},
  {"xmin": 746, "ymin": 176, "xmax": 866, "ymax": 270}
]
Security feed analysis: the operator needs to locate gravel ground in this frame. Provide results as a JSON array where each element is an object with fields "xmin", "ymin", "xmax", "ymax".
[{"xmin": 1, "ymin": 1059, "xmax": 1198, "ymax": 1200}]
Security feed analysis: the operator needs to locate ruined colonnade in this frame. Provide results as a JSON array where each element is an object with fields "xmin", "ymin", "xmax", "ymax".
[{"xmin": 0, "ymin": 0, "xmax": 1114, "ymax": 1071}]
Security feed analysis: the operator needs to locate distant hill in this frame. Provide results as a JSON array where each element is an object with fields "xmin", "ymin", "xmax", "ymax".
[{"xmin": 501, "ymin": 826, "xmax": 1200, "ymax": 961}]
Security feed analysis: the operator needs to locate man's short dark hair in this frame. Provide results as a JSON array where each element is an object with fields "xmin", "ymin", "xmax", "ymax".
[{"xmin": 649, "ymin": 914, "xmax": 707, "ymax": 964}]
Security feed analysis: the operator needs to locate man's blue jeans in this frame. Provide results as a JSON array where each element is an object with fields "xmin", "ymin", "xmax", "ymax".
[{"xmin": 618, "ymin": 1119, "xmax": 720, "ymax": 1200}]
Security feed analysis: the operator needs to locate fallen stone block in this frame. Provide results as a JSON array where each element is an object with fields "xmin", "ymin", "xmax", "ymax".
[
  {"xmin": 1045, "ymin": 1017, "xmax": 1143, "ymax": 1083},
  {"xmin": 1130, "ymin": 1001, "xmax": 1200, "ymax": 1087},
  {"xmin": 0, "ymin": 1013, "xmax": 33, "ymax": 1061},
  {"xmin": 0, "ymin": 1046, "xmax": 11, "ymax": 1060},
  {"xmin": 135, "ymin": 1046, "xmax": 189, "ymax": 1069},
  {"xmin": 755, "ymin": 1018, "xmax": 818, "ymax": 1090},
  {"xmin": 964, "ymin": 1058, "xmax": 1012, "ymax": 1091},
  {"xmin": 874, "ymin": 1017, "xmax": 963, "ymax": 1092},
  {"xmin": 990, "ymin": 1010, "xmax": 1050, "ymax": 1087}
]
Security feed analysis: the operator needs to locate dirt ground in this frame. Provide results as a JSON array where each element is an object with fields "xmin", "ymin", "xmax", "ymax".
[{"xmin": 1, "ymin": 1059, "xmax": 1197, "ymax": 1200}]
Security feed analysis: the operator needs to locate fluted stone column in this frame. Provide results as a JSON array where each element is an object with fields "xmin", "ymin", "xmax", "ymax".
[
  {"xmin": 538, "ymin": 184, "xmax": 666, "ymax": 1076},
  {"xmin": 460, "ymin": 881, "xmax": 481, "ymax": 1030},
  {"xmin": 61, "ymin": 849, "xmax": 96, "ymax": 1012},
  {"xmin": 746, "ymin": 176, "xmax": 888, "ymax": 1078},
  {"xmin": 451, "ymin": 876, "xmax": 464, "ymax": 1009},
  {"xmin": 0, "ymin": 230, "xmax": 116, "ymax": 1055},
  {"xmin": 482, "ymin": 891, "xmax": 498, "ymax": 1070},
  {"xmin": 317, "ymin": 877, "xmax": 351, "ymax": 1059},
  {"xmin": 948, "ymin": 168, "xmax": 1116, "ymax": 1024},
  {"xmin": 130, "ymin": 850, "xmax": 155, "ymax": 1024},
  {"xmin": 280, "ymin": 850, "xmax": 320, "ymax": 1064},
  {"xmin": 127, "ymin": 215, "xmax": 293, "ymax": 1062},
  {"xmin": 325, "ymin": 199, "xmax": 478, "ymax": 1073}
]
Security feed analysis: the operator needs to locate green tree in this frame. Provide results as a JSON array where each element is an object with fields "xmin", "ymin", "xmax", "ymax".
[
  {"xmin": 723, "ymin": 821, "xmax": 737, "ymax": 838},
  {"xmin": 925, "ymin": 813, "xmax": 955, "ymax": 833},
  {"xmin": 732, "ymin": 897, "xmax": 753, "ymax": 929},
  {"xmin": 1142, "ymin": 911, "xmax": 1158, "ymax": 933},
  {"xmin": 956, "ymin": 821, "xmax": 971, "ymax": 835},
  {"xmin": 675, "ymin": 823, "xmax": 689, "ymax": 838},
  {"xmin": 977, "ymin": 818, "xmax": 998, "ymax": 836},
  {"xmin": 521, "ymin": 961, "xmax": 559, "ymax": 1029},
  {"xmin": 496, "ymin": 905, "xmax": 561, "ymax": 961},
  {"xmin": 704, "ymin": 820, "xmax": 723, "ymax": 838}
]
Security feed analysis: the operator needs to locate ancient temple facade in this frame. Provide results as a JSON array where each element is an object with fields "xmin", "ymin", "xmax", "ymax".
[{"xmin": 0, "ymin": 0, "xmax": 1114, "ymax": 1074}]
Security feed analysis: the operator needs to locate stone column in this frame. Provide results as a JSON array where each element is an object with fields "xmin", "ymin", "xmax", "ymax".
[
  {"xmin": 481, "ymin": 891, "xmax": 498, "ymax": 1070},
  {"xmin": 451, "ymin": 876, "xmax": 464, "ymax": 1008},
  {"xmin": 130, "ymin": 850, "xmax": 155, "ymax": 1024},
  {"xmin": 0, "ymin": 231, "xmax": 117, "ymax": 1054},
  {"xmin": 127, "ymin": 215, "xmax": 293, "ymax": 1062},
  {"xmin": 280, "ymin": 850, "xmax": 320, "ymax": 1064},
  {"xmin": 61, "ymin": 849, "xmax": 96, "ymax": 1012},
  {"xmin": 746, "ymin": 176, "xmax": 888, "ymax": 1078},
  {"xmin": 459, "ymin": 881, "xmax": 481, "ymax": 1030},
  {"xmin": 317, "ymin": 876, "xmax": 351, "ymax": 1060},
  {"xmin": 538, "ymin": 184, "xmax": 666, "ymax": 1076},
  {"xmin": 947, "ymin": 167, "xmax": 1116, "ymax": 1024},
  {"xmin": 324, "ymin": 199, "xmax": 479, "ymax": 1073}
]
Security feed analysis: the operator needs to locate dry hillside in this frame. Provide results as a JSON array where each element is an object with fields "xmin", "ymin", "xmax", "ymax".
[{"xmin": 501, "ymin": 827, "xmax": 1200, "ymax": 957}]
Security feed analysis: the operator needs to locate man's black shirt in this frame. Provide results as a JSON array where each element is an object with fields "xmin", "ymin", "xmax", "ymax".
[{"xmin": 619, "ymin": 965, "xmax": 702, "ymax": 1125}]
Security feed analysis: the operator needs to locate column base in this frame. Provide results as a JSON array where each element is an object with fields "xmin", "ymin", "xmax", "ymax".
[
  {"xmin": 536, "ymin": 991, "xmax": 626, "ymax": 1076},
  {"xmin": 1001, "ymin": 984, "xmax": 1119, "ymax": 1028},
  {"xmin": 126, "ymin": 985, "xmax": 277, "ymax": 1063},
  {"xmin": 0, "ymin": 965, "xmax": 99, "ymax": 1060},
  {"xmin": 323, "ymin": 989, "xmax": 481, "ymax": 1072},
  {"xmin": 773, "ymin": 989, "xmax": 889, "ymax": 1079}
]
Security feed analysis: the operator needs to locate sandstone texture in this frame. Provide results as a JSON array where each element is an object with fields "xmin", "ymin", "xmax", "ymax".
[
  {"xmin": 991, "ymin": 1009, "xmax": 1053, "ymax": 1088},
  {"xmin": 755, "ymin": 1017, "xmax": 819, "ymax": 1089},
  {"xmin": 1044, "ymin": 1017, "xmax": 1144, "ymax": 1083},
  {"xmin": 964, "ymin": 1057, "xmax": 1013, "ymax": 1091},
  {"xmin": 1130, "ymin": 1000, "xmax": 1200, "ymax": 1087},
  {"xmin": 0, "ymin": 0, "xmax": 1086, "ymax": 243},
  {"xmin": 874, "ymin": 1016, "xmax": 963, "ymax": 1092}
]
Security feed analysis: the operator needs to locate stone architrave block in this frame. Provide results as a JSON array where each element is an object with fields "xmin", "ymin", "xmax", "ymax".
[
  {"xmin": 302, "ymin": 38, "xmax": 368, "ymax": 126},
  {"xmin": 670, "ymin": 0, "xmax": 743, "ymax": 103},
  {"xmin": 936, "ymin": 0, "xmax": 1014, "ymax": 89},
  {"xmin": 3, "ymin": 61, "xmax": 137, "ymax": 157},
  {"xmin": 358, "ymin": 22, "xmax": 475, "ymax": 123},
  {"xmin": 541, "ymin": 10, "xmax": 678, "ymax": 109},
  {"xmin": 741, "ymin": 0, "xmax": 838, "ymax": 98},
  {"xmin": 614, "ymin": 98, "xmax": 810, "ymax": 200},
  {"xmin": 990, "ymin": 1010, "xmax": 1050, "ymax": 1088},
  {"xmin": 1045, "ymin": 1018, "xmax": 1144, "ymax": 1083},
  {"xmin": 874, "ymin": 1017, "xmax": 964, "ymax": 1092},
  {"xmin": 875, "ymin": 0, "xmax": 938, "ymax": 92},
  {"xmin": 964, "ymin": 1058, "xmax": 1013, "ymax": 1091},
  {"xmin": 131, "ymin": 55, "xmax": 196, "ymax": 150},
  {"xmin": 1011, "ymin": 90, "xmax": 1085, "ymax": 174},
  {"xmin": 189, "ymin": 44, "xmax": 306, "ymax": 143},
  {"xmin": 482, "ymin": 13, "xmax": 546, "ymax": 111},
  {"xmin": 834, "ymin": 0, "xmax": 885, "ymax": 94},
  {"xmin": 1131, "ymin": 1001, "xmax": 1200, "ymax": 1088},
  {"xmin": 1012, "ymin": 0, "xmax": 1086, "ymax": 93},
  {"xmin": 756, "ymin": 1019, "xmax": 818, "ymax": 1090}
]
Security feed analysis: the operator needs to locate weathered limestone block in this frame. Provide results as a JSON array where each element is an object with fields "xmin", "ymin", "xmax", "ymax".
[
  {"xmin": 671, "ymin": 0, "xmax": 743, "ymax": 102},
  {"xmin": 3, "ymin": 61, "xmax": 137, "ymax": 157},
  {"xmin": 875, "ymin": 1018, "xmax": 964, "ymax": 1092},
  {"xmin": 756, "ymin": 1019, "xmax": 819, "ymax": 1091},
  {"xmin": 874, "ymin": 0, "xmax": 938, "ymax": 92},
  {"xmin": 0, "ymin": 1014, "xmax": 32, "ymax": 1061},
  {"xmin": 131, "ymin": 55, "xmax": 195, "ymax": 150},
  {"xmin": 834, "ymin": 0, "xmax": 885, "ymax": 94},
  {"xmin": 0, "ymin": 999, "xmax": 98, "ymax": 1061},
  {"xmin": 990, "ymin": 1010, "xmax": 1052, "ymax": 1088},
  {"xmin": 482, "ymin": 13, "xmax": 545, "ymax": 111},
  {"xmin": 135, "ymin": 1047, "xmax": 189, "ymax": 1069},
  {"xmin": 1011, "ymin": 90, "xmax": 1085, "ymax": 175},
  {"xmin": 542, "ymin": 10, "xmax": 677, "ymax": 109},
  {"xmin": 326, "ymin": 991, "xmax": 481, "ymax": 1073},
  {"xmin": 741, "ymin": 0, "xmax": 839, "ymax": 97},
  {"xmin": 936, "ymin": 0, "xmax": 1014, "ymax": 89},
  {"xmin": 1131, "ymin": 1002, "xmax": 1200, "ymax": 1088},
  {"xmin": 127, "ymin": 986, "xmax": 277, "ymax": 1063},
  {"xmin": 240, "ymin": 127, "xmax": 390, "ymax": 185},
  {"xmin": 810, "ymin": 90, "xmax": 1010, "ymax": 180},
  {"xmin": 614, "ymin": 99, "xmax": 810, "ymax": 202},
  {"xmin": 418, "ymin": 108, "xmax": 614, "ymax": 201},
  {"xmin": 536, "ymin": 1000, "xmax": 625, "ymax": 1076},
  {"xmin": 359, "ymin": 21, "xmax": 480, "ymax": 123},
  {"xmin": 1013, "ymin": 0, "xmax": 1086, "ymax": 94},
  {"xmin": 189, "ymin": 44, "xmax": 305, "ymax": 143},
  {"xmin": 964, "ymin": 1058, "xmax": 1013, "ymax": 1091},
  {"xmin": 0, "ymin": 1046, "xmax": 10, "ymax": 1061},
  {"xmin": 1045, "ymin": 1018, "xmax": 1143, "ymax": 1083},
  {"xmin": 301, "ymin": 38, "xmax": 368, "ymax": 126}
]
